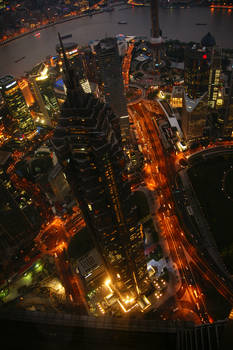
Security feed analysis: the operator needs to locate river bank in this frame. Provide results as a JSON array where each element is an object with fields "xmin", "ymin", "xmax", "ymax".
[
  {"xmin": 0, "ymin": 2, "xmax": 130, "ymax": 47},
  {"xmin": 0, "ymin": 11, "xmax": 104, "ymax": 47},
  {"xmin": 1, "ymin": 6, "xmax": 233, "ymax": 78}
]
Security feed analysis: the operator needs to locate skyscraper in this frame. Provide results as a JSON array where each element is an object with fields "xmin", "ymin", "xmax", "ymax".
[
  {"xmin": 94, "ymin": 38, "xmax": 130, "ymax": 144},
  {"xmin": 184, "ymin": 46, "xmax": 210, "ymax": 100},
  {"xmin": 18, "ymin": 78, "xmax": 35, "ymax": 107},
  {"xmin": 208, "ymin": 47, "xmax": 222, "ymax": 109},
  {"xmin": 0, "ymin": 96, "xmax": 6, "ymax": 143},
  {"xmin": 29, "ymin": 63, "xmax": 60, "ymax": 126},
  {"xmin": 52, "ymin": 35, "xmax": 147, "ymax": 303},
  {"xmin": 182, "ymin": 45, "xmax": 211, "ymax": 141},
  {"xmin": 223, "ymin": 68, "xmax": 233, "ymax": 137},
  {"xmin": 0, "ymin": 75, "xmax": 35, "ymax": 139},
  {"xmin": 150, "ymin": 0, "xmax": 163, "ymax": 67}
]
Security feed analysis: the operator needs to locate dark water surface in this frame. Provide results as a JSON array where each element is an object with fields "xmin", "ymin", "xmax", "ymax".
[{"xmin": 0, "ymin": 6, "xmax": 233, "ymax": 77}]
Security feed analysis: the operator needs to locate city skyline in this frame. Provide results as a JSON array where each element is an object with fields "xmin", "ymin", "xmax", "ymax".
[{"xmin": 0, "ymin": 2, "xmax": 233, "ymax": 349}]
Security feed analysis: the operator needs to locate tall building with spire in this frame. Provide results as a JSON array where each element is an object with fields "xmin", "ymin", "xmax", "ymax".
[
  {"xmin": 52, "ymin": 35, "xmax": 148, "ymax": 304},
  {"xmin": 150, "ymin": 0, "xmax": 163, "ymax": 67}
]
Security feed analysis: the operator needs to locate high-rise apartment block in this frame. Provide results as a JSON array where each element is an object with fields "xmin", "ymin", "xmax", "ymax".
[
  {"xmin": 52, "ymin": 39, "xmax": 147, "ymax": 303},
  {"xmin": 94, "ymin": 38, "xmax": 130, "ymax": 144},
  {"xmin": 0, "ymin": 75, "xmax": 35, "ymax": 139}
]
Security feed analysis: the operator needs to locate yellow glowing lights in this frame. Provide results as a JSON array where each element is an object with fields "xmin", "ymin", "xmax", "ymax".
[
  {"xmin": 104, "ymin": 278, "xmax": 113, "ymax": 293},
  {"xmin": 104, "ymin": 279, "xmax": 111, "ymax": 287},
  {"xmin": 117, "ymin": 299, "xmax": 138, "ymax": 313},
  {"xmin": 123, "ymin": 295, "xmax": 135, "ymax": 305},
  {"xmin": 97, "ymin": 302, "xmax": 105, "ymax": 314},
  {"xmin": 35, "ymin": 66, "xmax": 49, "ymax": 81},
  {"xmin": 158, "ymin": 90, "xmax": 165, "ymax": 99}
]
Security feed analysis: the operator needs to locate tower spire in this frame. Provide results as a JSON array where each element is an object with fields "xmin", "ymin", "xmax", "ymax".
[
  {"xmin": 58, "ymin": 32, "xmax": 74, "ymax": 90},
  {"xmin": 58, "ymin": 32, "xmax": 87, "ymax": 107}
]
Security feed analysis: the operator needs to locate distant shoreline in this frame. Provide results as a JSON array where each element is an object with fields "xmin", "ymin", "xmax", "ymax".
[
  {"xmin": 0, "ymin": 3, "xmax": 214, "ymax": 47},
  {"xmin": 0, "ymin": 11, "xmax": 105, "ymax": 47}
]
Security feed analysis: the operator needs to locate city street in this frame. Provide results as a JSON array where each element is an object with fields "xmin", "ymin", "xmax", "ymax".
[{"xmin": 127, "ymin": 99, "xmax": 233, "ymax": 323}]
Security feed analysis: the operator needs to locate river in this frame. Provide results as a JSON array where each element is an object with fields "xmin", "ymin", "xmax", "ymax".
[{"xmin": 0, "ymin": 6, "xmax": 233, "ymax": 78}]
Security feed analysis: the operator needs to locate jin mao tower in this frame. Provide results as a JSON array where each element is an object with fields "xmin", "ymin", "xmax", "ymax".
[{"xmin": 52, "ymin": 35, "xmax": 148, "ymax": 305}]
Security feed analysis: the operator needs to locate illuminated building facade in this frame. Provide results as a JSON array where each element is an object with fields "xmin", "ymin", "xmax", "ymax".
[
  {"xmin": 29, "ymin": 63, "xmax": 60, "ymax": 126},
  {"xmin": 184, "ymin": 46, "xmax": 210, "ymax": 100},
  {"xmin": 223, "ymin": 69, "xmax": 233, "ymax": 137},
  {"xmin": 52, "ymin": 37, "xmax": 147, "ymax": 302},
  {"xmin": 170, "ymin": 86, "xmax": 183, "ymax": 108},
  {"xmin": 150, "ymin": 0, "xmax": 163, "ymax": 67},
  {"xmin": 0, "ymin": 151, "xmax": 41, "ymax": 255},
  {"xmin": 56, "ymin": 42, "xmax": 79, "ymax": 67},
  {"xmin": 74, "ymin": 53, "xmax": 92, "ymax": 94},
  {"xmin": 0, "ymin": 75, "xmax": 35, "ymax": 139},
  {"xmin": 0, "ymin": 97, "xmax": 6, "ymax": 143},
  {"xmin": 94, "ymin": 38, "xmax": 130, "ymax": 144},
  {"xmin": 57, "ymin": 42, "xmax": 92, "ymax": 95},
  {"xmin": 208, "ymin": 47, "xmax": 222, "ymax": 109},
  {"xmin": 18, "ymin": 78, "xmax": 35, "ymax": 107}
]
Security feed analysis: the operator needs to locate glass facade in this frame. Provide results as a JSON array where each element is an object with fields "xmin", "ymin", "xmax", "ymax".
[
  {"xmin": 224, "ymin": 70, "xmax": 233, "ymax": 137},
  {"xmin": 184, "ymin": 47, "xmax": 210, "ymax": 100},
  {"xmin": 29, "ymin": 64, "xmax": 60, "ymax": 126},
  {"xmin": 94, "ymin": 38, "xmax": 129, "ymax": 144},
  {"xmin": 0, "ymin": 75, "xmax": 35, "ymax": 138},
  {"xmin": 52, "ymin": 65, "xmax": 147, "ymax": 298},
  {"xmin": 208, "ymin": 48, "xmax": 222, "ymax": 109},
  {"xmin": 182, "ymin": 94, "xmax": 209, "ymax": 141}
]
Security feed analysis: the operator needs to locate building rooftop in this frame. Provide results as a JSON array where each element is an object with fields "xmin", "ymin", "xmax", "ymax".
[
  {"xmin": 0, "ymin": 75, "xmax": 16, "ymax": 87},
  {"xmin": 28, "ymin": 62, "xmax": 45, "ymax": 77},
  {"xmin": 201, "ymin": 32, "xmax": 216, "ymax": 48},
  {"xmin": 184, "ymin": 92, "xmax": 207, "ymax": 113},
  {"xmin": 98, "ymin": 37, "xmax": 116, "ymax": 51},
  {"xmin": 171, "ymin": 86, "xmax": 184, "ymax": 98},
  {"xmin": 56, "ymin": 42, "xmax": 78, "ymax": 53}
]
